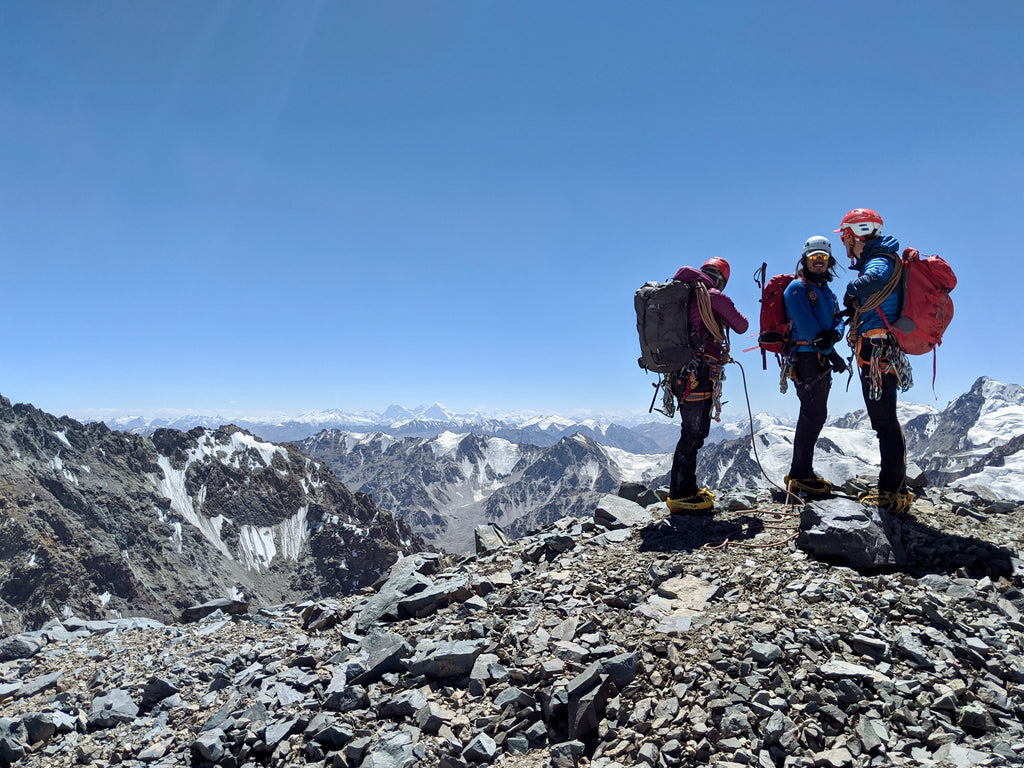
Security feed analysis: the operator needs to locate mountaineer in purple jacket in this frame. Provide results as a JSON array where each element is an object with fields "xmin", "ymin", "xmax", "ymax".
[{"xmin": 666, "ymin": 258, "xmax": 749, "ymax": 514}]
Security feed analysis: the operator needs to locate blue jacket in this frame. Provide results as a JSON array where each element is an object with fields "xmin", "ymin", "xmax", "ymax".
[
  {"xmin": 784, "ymin": 276, "xmax": 842, "ymax": 353},
  {"xmin": 846, "ymin": 235, "xmax": 902, "ymax": 334}
]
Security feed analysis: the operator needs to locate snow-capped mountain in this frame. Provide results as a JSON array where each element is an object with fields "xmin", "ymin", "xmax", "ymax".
[
  {"xmin": 296, "ymin": 430, "xmax": 670, "ymax": 553},
  {"xmin": 0, "ymin": 396, "xmax": 421, "ymax": 635},
  {"xmin": 298, "ymin": 378, "xmax": 1024, "ymax": 553},
  {"xmin": 636, "ymin": 377, "xmax": 1024, "ymax": 501},
  {"xmin": 92, "ymin": 403, "xmax": 669, "ymax": 452}
]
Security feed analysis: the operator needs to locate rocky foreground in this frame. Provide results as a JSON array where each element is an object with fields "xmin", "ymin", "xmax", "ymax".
[{"xmin": 1, "ymin": 483, "xmax": 1023, "ymax": 768}]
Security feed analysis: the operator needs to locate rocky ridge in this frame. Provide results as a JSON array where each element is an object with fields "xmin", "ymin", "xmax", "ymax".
[
  {"xmin": 0, "ymin": 396, "xmax": 422, "ymax": 635},
  {"xmin": 1, "ymin": 482, "xmax": 1022, "ymax": 768},
  {"xmin": 297, "ymin": 377, "xmax": 1024, "ymax": 556},
  {"xmin": 298, "ymin": 432, "xmax": 640, "ymax": 554}
]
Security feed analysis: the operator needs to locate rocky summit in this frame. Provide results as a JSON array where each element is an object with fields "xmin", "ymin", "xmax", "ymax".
[{"xmin": 2, "ymin": 481, "xmax": 1022, "ymax": 768}]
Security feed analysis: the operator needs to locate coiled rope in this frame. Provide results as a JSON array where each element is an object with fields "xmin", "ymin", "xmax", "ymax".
[
  {"xmin": 694, "ymin": 283, "xmax": 725, "ymax": 344},
  {"xmin": 696, "ymin": 357, "xmax": 804, "ymax": 551}
]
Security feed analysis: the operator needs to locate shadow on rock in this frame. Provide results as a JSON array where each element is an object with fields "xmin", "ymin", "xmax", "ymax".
[
  {"xmin": 898, "ymin": 515, "xmax": 1021, "ymax": 581},
  {"xmin": 796, "ymin": 496, "xmax": 1022, "ymax": 580},
  {"xmin": 636, "ymin": 512, "xmax": 766, "ymax": 553}
]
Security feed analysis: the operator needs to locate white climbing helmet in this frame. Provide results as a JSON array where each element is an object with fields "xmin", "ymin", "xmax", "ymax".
[{"xmin": 802, "ymin": 235, "xmax": 832, "ymax": 259}]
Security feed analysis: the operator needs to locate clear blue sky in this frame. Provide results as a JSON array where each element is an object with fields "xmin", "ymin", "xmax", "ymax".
[{"xmin": 2, "ymin": 2, "xmax": 1022, "ymax": 423}]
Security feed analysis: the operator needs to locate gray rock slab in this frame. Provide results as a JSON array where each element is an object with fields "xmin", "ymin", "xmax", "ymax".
[
  {"xmin": 349, "ymin": 631, "xmax": 412, "ymax": 686},
  {"xmin": 463, "ymin": 732, "xmax": 497, "ymax": 762},
  {"xmin": 356, "ymin": 554, "xmax": 441, "ymax": 629},
  {"xmin": 16, "ymin": 671, "xmax": 62, "ymax": 700},
  {"xmin": 474, "ymin": 524, "xmax": 508, "ymax": 553},
  {"xmin": 396, "ymin": 576, "xmax": 472, "ymax": 619},
  {"xmin": 594, "ymin": 494, "xmax": 651, "ymax": 530},
  {"xmin": 592, "ymin": 528, "xmax": 632, "ymax": 546},
  {"xmin": 88, "ymin": 689, "xmax": 139, "ymax": 728},
  {"xmin": 379, "ymin": 689, "xmax": 428, "ymax": 718},
  {"xmin": 0, "ymin": 635, "xmax": 42, "ymax": 662},
  {"xmin": 191, "ymin": 728, "xmax": 226, "ymax": 762},
  {"xmin": 798, "ymin": 498, "xmax": 906, "ymax": 569},
  {"xmin": 407, "ymin": 640, "xmax": 486, "ymax": 679},
  {"xmin": 180, "ymin": 598, "xmax": 249, "ymax": 623},
  {"xmin": 363, "ymin": 729, "xmax": 415, "ymax": 768}
]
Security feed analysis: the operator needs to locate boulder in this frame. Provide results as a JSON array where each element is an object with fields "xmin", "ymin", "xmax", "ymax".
[{"xmin": 797, "ymin": 498, "xmax": 906, "ymax": 569}]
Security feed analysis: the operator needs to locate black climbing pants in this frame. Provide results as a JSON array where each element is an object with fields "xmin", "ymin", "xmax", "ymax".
[
  {"xmin": 789, "ymin": 353, "xmax": 832, "ymax": 479},
  {"xmin": 669, "ymin": 365, "xmax": 713, "ymax": 499},
  {"xmin": 860, "ymin": 367, "xmax": 907, "ymax": 494}
]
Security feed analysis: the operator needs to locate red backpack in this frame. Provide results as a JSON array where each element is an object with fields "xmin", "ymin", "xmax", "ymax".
[
  {"xmin": 757, "ymin": 273, "xmax": 795, "ymax": 368},
  {"xmin": 753, "ymin": 263, "xmax": 819, "ymax": 370},
  {"xmin": 880, "ymin": 247, "xmax": 957, "ymax": 356}
]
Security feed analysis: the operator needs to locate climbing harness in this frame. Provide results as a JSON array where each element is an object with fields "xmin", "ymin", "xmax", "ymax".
[{"xmin": 858, "ymin": 331, "xmax": 914, "ymax": 400}]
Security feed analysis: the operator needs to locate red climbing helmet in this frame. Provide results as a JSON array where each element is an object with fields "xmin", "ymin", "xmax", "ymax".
[
  {"xmin": 834, "ymin": 208, "xmax": 884, "ymax": 241},
  {"xmin": 701, "ymin": 257, "xmax": 731, "ymax": 287}
]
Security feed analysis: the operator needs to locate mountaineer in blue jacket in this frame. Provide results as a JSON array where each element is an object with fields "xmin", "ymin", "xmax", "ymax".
[
  {"xmin": 782, "ymin": 235, "xmax": 846, "ymax": 497},
  {"xmin": 837, "ymin": 208, "xmax": 914, "ymax": 515}
]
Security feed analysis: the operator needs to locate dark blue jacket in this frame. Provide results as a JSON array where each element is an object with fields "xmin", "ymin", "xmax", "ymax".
[
  {"xmin": 784, "ymin": 276, "xmax": 842, "ymax": 353},
  {"xmin": 846, "ymin": 235, "xmax": 902, "ymax": 334}
]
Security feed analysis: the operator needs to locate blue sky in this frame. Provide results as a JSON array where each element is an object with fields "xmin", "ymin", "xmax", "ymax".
[{"xmin": 2, "ymin": 2, "xmax": 1022, "ymax": 424}]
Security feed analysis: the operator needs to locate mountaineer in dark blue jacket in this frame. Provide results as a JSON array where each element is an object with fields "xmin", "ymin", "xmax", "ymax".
[
  {"xmin": 782, "ymin": 235, "xmax": 846, "ymax": 497},
  {"xmin": 837, "ymin": 208, "xmax": 913, "ymax": 515}
]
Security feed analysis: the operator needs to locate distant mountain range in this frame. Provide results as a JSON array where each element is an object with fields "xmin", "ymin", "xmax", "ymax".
[
  {"xmin": 1, "ymin": 377, "xmax": 1020, "ymax": 634},
  {"xmin": 296, "ymin": 377, "xmax": 1024, "ymax": 553},
  {"xmin": 95, "ymin": 401, "xmax": 774, "ymax": 453}
]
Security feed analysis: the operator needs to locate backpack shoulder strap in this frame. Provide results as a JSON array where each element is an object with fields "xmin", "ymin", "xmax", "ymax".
[
  {"xmin": 799, "ymin": 277, "xmax": 820, "ymax": 308},
  {"xmin": 858, "ymin": 251, "xmax": 903, "ymax": 313}
]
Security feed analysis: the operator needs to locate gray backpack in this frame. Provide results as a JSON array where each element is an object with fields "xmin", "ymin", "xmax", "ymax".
[{"xmin": 635, "ymin": 280, "xmax": 700, "ymax": 374}]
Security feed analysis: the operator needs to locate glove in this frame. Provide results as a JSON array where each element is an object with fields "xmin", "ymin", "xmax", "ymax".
[
  {"xmin": 843, "ymin": 292, "xmax": 856, "ymax": 310},
  {"xmin": 812, "ymin": 330, "xmax": 842, "ymax": 351},
  {"xmin": 828, "ymin": 351, "xmax": 848, "ymax": 374}
]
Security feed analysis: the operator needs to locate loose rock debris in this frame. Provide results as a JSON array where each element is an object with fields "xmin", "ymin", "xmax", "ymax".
[{"xmin": 1, "ymin": 483, "xmax": 1022, "ymax": 768}]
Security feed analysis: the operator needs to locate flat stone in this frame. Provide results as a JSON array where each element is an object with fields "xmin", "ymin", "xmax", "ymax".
[
  {"xmin": 349, "ymin": 631, "xmax": 412, "ymax": 685},
  {"xmin": 0, "ymin": 636, "xmax": 42, "ymax": 662},
  {"xmin": 407, "ymin": 640, "xmax": 486, "ymax": 679},
  {"xmin": 474, "ymin": 524, "xmax": 509, "ymax": 553},
  {"xmin": 180, "ymin": 598, "xmax": 249, "ymax": 623},
  {"xmin": 798, "ymin": 498, "xmax": 906, "ymax": 569},
  {"xmin": 192, "ymin": 729, "xmax": 226, "ymax": 762},
  {"xmin": 594, "ymin": 494, "xmax": 651, "ymax": 530},
  {"xmin": 17, "ymin": 672, "xmax": 62, "ymax": 700},
  {"xmin": 463, "ymin": 732, "xmax": 497, "ymax": 762},
  {"xmin": 750, "ymin": 643, "xmax": 783, "ymax": 663}
]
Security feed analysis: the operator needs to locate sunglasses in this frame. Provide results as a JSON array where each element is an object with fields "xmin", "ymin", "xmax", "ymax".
[{"xmin": 806, "ymin": 252, "xmax": 830, "ymax": 262}]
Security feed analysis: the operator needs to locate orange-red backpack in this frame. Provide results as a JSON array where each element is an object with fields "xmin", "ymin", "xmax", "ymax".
[{"xmin": 881, "ymin": 247, "xmax": 957, "ymax": 356}]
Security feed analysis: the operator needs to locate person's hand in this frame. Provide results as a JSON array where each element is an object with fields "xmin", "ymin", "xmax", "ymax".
[
  {"xmin": 843, "ymin": 292, "xmax": 856, "ymax": 310},
  {"xmin": 828, "ymin": 351, "xmax": 848, "ymax": 374},
  {"xmin": 813, "ymin": 330, "xmax": 842, "ymax": 350}
]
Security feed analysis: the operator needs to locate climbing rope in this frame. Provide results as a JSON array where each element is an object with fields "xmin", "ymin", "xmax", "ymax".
[
  {"xmin": 845, "ymin": 255, "xmax": 902, "ymax": 350},
  {"xmin": 694, "ymin": 357, "xmax": 805, "ymax": 552},
  {"xmin": 694, "ymin": 282, "xmax": 725, "ymax": 344}
]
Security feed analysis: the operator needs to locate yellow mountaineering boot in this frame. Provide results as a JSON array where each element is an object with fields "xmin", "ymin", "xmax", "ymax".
[
  {"xmin": 783, "ymin": 475, "xmax": 833, "ymax": 498},
  {"xmin": 859, "ymin": 489, "xmax": 915, "ymax": 516},
  {"xmin": 666, "ymin": 488, "xmax": 715, "ymax": 515}
]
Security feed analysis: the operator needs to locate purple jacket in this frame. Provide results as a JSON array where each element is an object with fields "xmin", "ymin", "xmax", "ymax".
[{"xmin": 671, "ymin": 266, "xmax": 750, "ymax": 360}]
